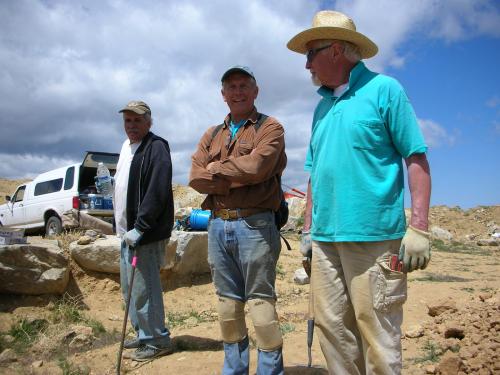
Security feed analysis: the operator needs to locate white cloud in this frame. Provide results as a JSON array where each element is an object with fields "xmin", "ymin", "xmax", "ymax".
[
  {"xmin": 418, "ymin": 119, "xmax": 456, "ymax": 148},
  {"xmin": 0, "ymin": 0, "xmax": 498, "ymax": 189}
]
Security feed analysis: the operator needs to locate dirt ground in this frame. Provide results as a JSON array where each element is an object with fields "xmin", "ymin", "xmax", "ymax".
[{"xmin": 0, "ymin": 206, "xmax": 499, "ymax": 374}]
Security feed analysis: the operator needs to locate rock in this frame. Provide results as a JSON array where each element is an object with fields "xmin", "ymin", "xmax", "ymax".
[
  {"xmin": 431, "ymin": 226, "xmax": 453, "ymax": 241},
  {"xmin": 479, "ymin": 292, "xmax": 493, "ymax": 302},
  {"xmin": 464, "ymin": 233, "xmax": 478, "ymax": 241},
  {"xmin": 444, "ymin": 323, "xmax": 465, "ymax": 339},
  {"xmin": 405, "ymin": 325, "xmax": 424, "ymax": 338},
  {"xmin": 172, "ymin": 185, "xmax": 205, "ymax": 211},
  {"xmin": 0, "ymin": 239, "xmax": 69, "ymax": 295},
  {"xmin": 293, "ymin": 268, "xmax": 310, "ymax": 285},
  {"xmin": 0, "ymin": 348, "xmax": 17, "ymax": 363},
  {"xmin": 84, "ymin": 229, "xmax": 104, "ymax": 239},
  {"xmin": 63, "ymin": 325, "xmax": 94, "ymax": 350},
  {"xmin": 425, "ymin": 364, "xmax": 437, "ymax": 374},
  {"xmin": 427, "ymin": 299, "xmax": 457, "ymax": 317},
  {"xmin": 164, "ymin": 231, "xmax": 210, "ymax": 278},
  {"xmin": 185, "ymin": 316, "xmax": 199, "ymax": 328},
  {"xmin": 476, "ymin": 239, "xmax": 498, "ymax": 246},
  {"xmin": 77, "ymin": 235, "xmax": 92, "ymax": 245},
  {"xmin": 438, "ymin": 352, "xmax": 463, "ymax": 374},
  {"xmin": 70, "ymin": 236, "xmax": 121, "ymax": 273},
  {"xmin": 32, "ymin": 360, "xmax": 43, "ymax": 368}
]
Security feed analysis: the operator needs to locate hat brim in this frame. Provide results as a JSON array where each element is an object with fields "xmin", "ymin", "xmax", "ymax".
[
  {"xmin": 118, "ymin": 107, "xmax": 149, "ymax": 115},
  {"xmin": 221, "ymin": 68, "xmax": 255, "ymax": 82},
  {"xmin": 287, "ymin": 26, "xmax": 378, "ymax": 59}
]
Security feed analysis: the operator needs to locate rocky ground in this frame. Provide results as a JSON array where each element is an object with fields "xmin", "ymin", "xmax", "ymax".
[{"xmin": 0, "ymin": 202, "xmax": 498, "ymax": 374}]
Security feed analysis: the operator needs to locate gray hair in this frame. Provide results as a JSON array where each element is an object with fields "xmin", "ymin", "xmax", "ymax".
[
  {"xmin": 341, "ymin": 41, "xmax": 362, "ymax": 63},
  {"xmin": 144, "ymin": 112, "xmax": 153, "ymax": 125}
]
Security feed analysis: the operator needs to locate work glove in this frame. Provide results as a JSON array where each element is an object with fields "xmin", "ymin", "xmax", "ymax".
[
  {"xmin": 399, "ymin": 225, "xmax": 431, "ymax": 272},
  {"xmin": 122, "ymin": 228, "xmax": 143, "ymax": 248},
  {"xmin": 300, "ymin": 231, "xmax": 312, "ymax": 258}
]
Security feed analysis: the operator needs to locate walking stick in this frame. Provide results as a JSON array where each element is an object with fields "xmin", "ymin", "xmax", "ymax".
[
  {"xmin": 302, "ymin": 256, "xmax": 314, "ymax": 367},
  {"xmin": 117, "ymin": 246, "xmax": 138, "ymax": 375}
]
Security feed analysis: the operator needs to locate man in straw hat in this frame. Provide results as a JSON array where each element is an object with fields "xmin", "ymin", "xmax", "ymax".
[
  {"xmin": 287, "ymin": 10, "xmax": 431, "ymax": 374},
  {"xmin": 189, "ymin": 66, "xmax": 287, "ymax": 374},
  {"xmin": 115, "ymin": 100, "xmax": 174, "ymax": 361}
]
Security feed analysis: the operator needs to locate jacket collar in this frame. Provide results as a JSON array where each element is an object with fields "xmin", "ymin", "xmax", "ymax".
[{"xmin": 223, "ymin": 107, "xmax": 259, "ymax": 128}]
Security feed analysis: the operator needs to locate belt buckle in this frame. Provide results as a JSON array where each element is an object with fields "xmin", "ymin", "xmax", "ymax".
[{"xmin": 218, "ymin": 209, "xmax": 230, "ymax": 220}]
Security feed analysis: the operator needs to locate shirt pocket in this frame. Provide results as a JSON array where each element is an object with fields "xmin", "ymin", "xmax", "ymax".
[
  {"xmin": 352, "ymin": 120, "xmax": 387, "ymax": 150},
  {"xmin": 237, "ymin": 141, "xmax": 253, "ymax": 156},
  {"xmin": 208, "ymin": 147, "xmax": 221, "ymax": 163}
]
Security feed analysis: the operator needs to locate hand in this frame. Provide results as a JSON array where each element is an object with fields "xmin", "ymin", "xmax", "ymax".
[
  {"xmin": 123, "ymin": 228, "xmax": 143, "ymax": 248},
  {"xmin": 399, "ymin": 225, "xmax": 430, "ymax": 272},
  {"xmin": 206, "ymin": 162, "xmax": 216, "ymax": 173},
  {"xmin": 300, "ymin": 232, "xmax": 312, "ymax": 258}
]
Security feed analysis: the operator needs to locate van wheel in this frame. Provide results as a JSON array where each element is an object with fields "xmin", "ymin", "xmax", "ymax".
[{"xmin": 46, "ymin": 216, "xmax": 62, "ymax": 236}]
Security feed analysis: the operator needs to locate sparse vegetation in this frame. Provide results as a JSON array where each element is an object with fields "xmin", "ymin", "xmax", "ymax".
[
  {"xmin": 432, "ymin": 239, "xmax": 491, "ymax": 256},
  {"xmin": 276, "ymin": 263, "xmax": 286, "ymax": 280},
  {"xmin": 413, "ymin": 340, "xmax": 441, "ymax": 364},
  {"xmin": 57, "ymin": 357, "xmax": 90, "ymax": 375},
  {"xmin": 165, "ymin": 310, "xmax": 211, "ymax": 328},
  {"xmin": 2, "ymin": 318, "xmax": 48, "ymax": 353},
  {"xmin": 279, "ymin": 322, "xmax": 295, "ymax": 335}
]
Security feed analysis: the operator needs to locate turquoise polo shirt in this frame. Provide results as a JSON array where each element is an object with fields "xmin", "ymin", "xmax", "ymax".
[{"xmin": 305, "ymin": 61, "xmax": 427, "ymax": 242}]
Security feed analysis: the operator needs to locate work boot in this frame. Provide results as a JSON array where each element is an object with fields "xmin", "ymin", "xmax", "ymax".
[
  {"xmin": 124, "ymin": 336, "xmax": 140, "ymax": 349},
  {"xmin": 129, "ymin": 344, "xmax": 173, "ymax": 362},
  {"xmin": 222, "ymin": 336, "xmax": 249, "ymax": 375}
]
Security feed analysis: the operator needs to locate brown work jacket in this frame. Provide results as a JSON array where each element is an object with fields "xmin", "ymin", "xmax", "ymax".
[{"xmin": 189, "ymin": 109, "xmax": 287, "ymax": 211}]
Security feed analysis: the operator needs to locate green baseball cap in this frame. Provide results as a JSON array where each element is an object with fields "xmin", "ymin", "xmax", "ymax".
[
  {"xmin": 221, "ymin": 66, "xmax": 256, "ymax": 83},
  {"xmin": 119, "ymin": 100, "xmax": 151, "ymax": 115}
]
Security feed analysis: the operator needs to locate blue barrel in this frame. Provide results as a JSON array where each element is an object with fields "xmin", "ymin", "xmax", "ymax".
[{"xmin": 189, "ymin": 209, "xmax": 211, "ymax": 230}]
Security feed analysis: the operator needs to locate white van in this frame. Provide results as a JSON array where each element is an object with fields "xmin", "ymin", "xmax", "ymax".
[{"xmin": 0, "ymin": 152, "xmax": 118, "ymax": 235}]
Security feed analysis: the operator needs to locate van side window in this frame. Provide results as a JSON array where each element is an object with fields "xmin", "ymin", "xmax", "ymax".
[
  {"xmin": 64, "ymin": 167, "xmax": 75, "ymax": 190},
  {"xmin": 34, "ymin": 178, "xmax": 63, "ymax": 196},
  {"xmin": 13, "ymin": 186, "xmax": 26, "ymax": 202}
]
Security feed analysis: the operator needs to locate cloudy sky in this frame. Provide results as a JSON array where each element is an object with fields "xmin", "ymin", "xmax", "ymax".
[{"xmin": 0, "ymin": 0, "xmax": 499, "ymax": 208}]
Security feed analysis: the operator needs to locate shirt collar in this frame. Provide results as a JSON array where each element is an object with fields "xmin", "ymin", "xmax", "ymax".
[
  {"xmin": 317, "ymin": 61, "xmax": 367, "ymax": 99},
  {"xmin": 223, "ymin": 107, "xmax": 259, "ymax": 128}
]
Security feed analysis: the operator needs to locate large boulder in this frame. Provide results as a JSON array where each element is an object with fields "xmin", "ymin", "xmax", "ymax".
[
  {"xmin": 164, "ymin": 231, "xmax": 210, "ymax": 277},
  {"xmin": 70, "ymin": 236, "xmax": 121, "ymax": 273},
  {"xmin": 0, "ymin": 239, "xmax": 69, "ymax": 295}
]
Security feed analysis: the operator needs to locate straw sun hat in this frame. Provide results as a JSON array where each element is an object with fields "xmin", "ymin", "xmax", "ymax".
[{"xmin": 287, "ymin": 10, "xmax": 378, "ymax": 59}]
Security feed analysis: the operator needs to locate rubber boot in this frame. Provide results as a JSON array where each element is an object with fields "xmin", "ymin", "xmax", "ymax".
[
  {"xmin": 256, "ymin": 347, "xmax": 284, "ymax": 375},
  {"xmin": 222, "ymin": 336, "xmax": 249, "ymax": 375}
]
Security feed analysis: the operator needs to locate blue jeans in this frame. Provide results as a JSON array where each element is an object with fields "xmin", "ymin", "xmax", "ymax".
[
  {"xmin": 120, "ymin": 239, "xmax": 171, "ymax": 348},
  {"xmin": 208, "ymin": 211, "xmax": 283, "ymax": 374}
]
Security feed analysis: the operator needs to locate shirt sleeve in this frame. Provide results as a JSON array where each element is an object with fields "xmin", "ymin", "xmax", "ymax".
[
  {"xmin": 209, "ymin": 119, "xmax": 286, "ymax": 184},
  {"xmin": 385, "ymin": 81, "xmax": 428, "ymax": 158},
  {"xmin": 189, "ymin": 127, "xmax": 231, "ymax": 195}
]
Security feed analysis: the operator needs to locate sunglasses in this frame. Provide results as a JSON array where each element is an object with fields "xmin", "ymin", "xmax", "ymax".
[{"xmin": 306, "ymin": 44, "xmax": 332, "ymax": 63}]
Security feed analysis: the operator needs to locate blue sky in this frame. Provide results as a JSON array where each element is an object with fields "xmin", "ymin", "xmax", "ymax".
[{"xmin": 0, "ymin": 0, "xmax": 498, "ymax": 208}]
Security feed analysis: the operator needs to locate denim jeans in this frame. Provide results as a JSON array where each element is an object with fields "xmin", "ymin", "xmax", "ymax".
[
  {"xmin": 208, "ymin": 211, "xmax": 281, "ymax": 301},
  {"xmin": 208, "ymin": 211, "xmax": 284, "ymax": 375},
  {"xmin": 120, "ymin": 239, "xmax": 171, "ymax": 348}
]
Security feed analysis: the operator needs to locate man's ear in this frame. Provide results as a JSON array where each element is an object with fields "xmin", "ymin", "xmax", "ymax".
[{"xmin": 221, "ymin": 88, "xmax": 228, "ymax": 103}]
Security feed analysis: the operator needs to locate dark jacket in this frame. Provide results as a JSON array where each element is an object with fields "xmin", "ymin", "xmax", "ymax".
[{"xmin": 126, "ymin": 131, "xmax": 174, "ymax": 245}]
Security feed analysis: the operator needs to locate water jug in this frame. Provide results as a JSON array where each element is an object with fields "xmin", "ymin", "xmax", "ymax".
[{"xmin": 95, "ymin": 162, "xmax": 113, "ymax": 199}]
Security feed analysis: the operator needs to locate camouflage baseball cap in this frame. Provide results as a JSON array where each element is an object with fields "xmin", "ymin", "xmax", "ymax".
[
  {"xmin": 119, "ymin": 100, "xmax": 151, "ymax": 115},
  {"xmin": 221, "ymin": 66, "xmax": 256, "ymax": 83}
]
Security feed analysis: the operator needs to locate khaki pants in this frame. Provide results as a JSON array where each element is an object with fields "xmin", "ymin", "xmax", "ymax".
[{"xmin": 311, "ymin": 240, "xmax": 407, "ymax": 375}]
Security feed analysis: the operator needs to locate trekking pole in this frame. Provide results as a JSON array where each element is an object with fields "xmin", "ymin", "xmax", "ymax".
[
  {"xmin": 302, "ymin": 255, "xmax": 314, "ymax": 367},
  {"xmin": 117, "ymin": 246, "xmax": 138, "ymax": 375}
]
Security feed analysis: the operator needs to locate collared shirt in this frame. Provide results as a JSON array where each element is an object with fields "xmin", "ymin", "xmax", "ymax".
[
  {"xmin": 113, "ymin": 139, "xmax": 141, "ymax": 237},
  {"xmin": 305, "ymin": 61, "xmax": 427, "ymax": 242},
  {"xmin": 189, "ymin": 108, "xmax": 287, "ymax": 211}
]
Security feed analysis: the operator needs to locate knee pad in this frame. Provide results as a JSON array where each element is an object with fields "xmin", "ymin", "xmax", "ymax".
[
  {"xmin": 217, "ymin": 296, "xmax": 247, "ymax": 343},
  {"xmin": 248, "ymin": 298, "xmax": 283, "ymax": 351}
]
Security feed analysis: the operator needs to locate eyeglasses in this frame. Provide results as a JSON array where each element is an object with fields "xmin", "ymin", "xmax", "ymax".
[{"xmin": 306, "ymin": 44, "xmax": 331, "ymax": 63}]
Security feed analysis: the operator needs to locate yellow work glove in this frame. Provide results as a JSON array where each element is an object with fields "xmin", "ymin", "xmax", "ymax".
[{"xmin": 399, "ymin": 225, "xmax": 431, "ymax": 272}]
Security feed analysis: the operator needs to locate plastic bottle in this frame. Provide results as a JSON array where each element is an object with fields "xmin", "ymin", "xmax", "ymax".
[{"xmin": 95, "ymin": 162, "xmax": 113, "ymax": 199}]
